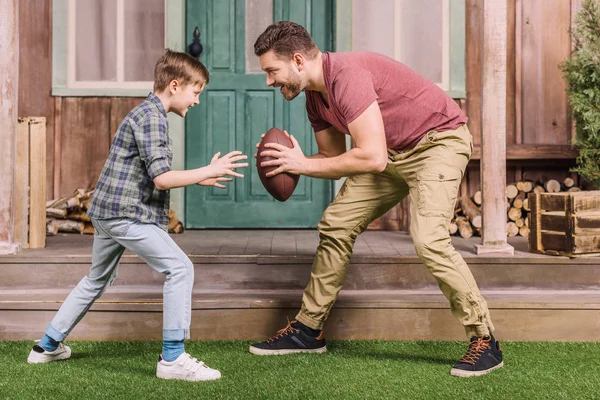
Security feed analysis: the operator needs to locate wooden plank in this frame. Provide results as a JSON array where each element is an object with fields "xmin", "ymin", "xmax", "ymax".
[
  {"xmin": 245, "ymin": 230, "xmax": 275, "ymax": 255},
  {"xmin": 541, "ymin": 231, "xmax": 568, "ymax": 252},
  {"xmin": 515, "ymin": 0, "xmax": 523, "ymax": 145},
  {"xmin": 574, "ymin": 212, "xmax": 600, "ymax": 233},
  {"xmin": 109, "ymin": 98, "xmax": 143, "ymax": 143},
  {"xmin": 572, "ymin": 192, "xmax": 600, "ymax": 212},
  {"xmin": 521, "ymin": 0, "xmax": 571, "ymax": 145},
  {"xmin": 53, "ymin": 97, "xmax": 62, "ymax": 199},
  {"xmin": 465, "ymin": 0, "xmax": 483, "ymax": 146},
  {"xmin": 59, "ymin": 98, "xmax": 111, "ymax": 195},
  {"xmin": 506, "ymin": 0, "xmax": 517, "ymax": 145},
  {"xmin": 362, "ymin": 231, "xmax": 401, "ymax": 257},
  {"xmin": 573, "ymin": 235, "xmax": 600, "ymax": 254},
  {"xmin": 271, "ymin": 231, "xmax": 297, "ymax": 255},
  {"xmin": 18, "ymin": 0, "xmax": 54, "ymax": 200},
  {"xmin": 29, "ymin": 117, "xmax": 47, "ymax": 248},
  {"xmin": 540, "ymin": 193, "xmax": 568, "ymax": 212},
  {"xmin": 540, "ymin": 212, "xmax": 568, "ymax": 233},
  {"xmin": 471, "ymin": 144, "xmax": 579, "ymax": 160},
  {"xmin": 528, "ymin": 193, "xmax": 542, "ymax": 252},
  {"xmin": 14, "ymin": 118, "xmax": 30, "ymax": 249}
]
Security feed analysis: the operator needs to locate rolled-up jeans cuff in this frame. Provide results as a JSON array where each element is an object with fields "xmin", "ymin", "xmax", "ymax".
[
  {"xmin": 45, "ymin": 324, "xmax": 67, "ymax": 342},
  {"xmin": 163, "ymin": 328, "xmax": 189, "ymax": 341}
]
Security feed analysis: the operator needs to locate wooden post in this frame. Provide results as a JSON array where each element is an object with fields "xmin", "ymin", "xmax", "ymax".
[
  {"xmin": 29, "ymin": 117, "xmax": 47, "ymax": 248},
  {"xmin": 0, "ymin": 0, "xmax": 20, "ymax": 254},
  {"xmin": 475, "ymin": 0, "xmax": 515, "ymax": 255}
]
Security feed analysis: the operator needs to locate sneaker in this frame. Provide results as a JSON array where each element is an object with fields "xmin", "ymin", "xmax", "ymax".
[
  {"xmin": 156, "ymin": 352, "xmax": 221, "ymax": 381},
  {"xmin": 249, "ymin": 320, "xmax": 327, "ymax": 355},
  {"xmin": 450, "ymin": 334, "xmax": 504, "ymax": 377},
  {"xmin": 27, "ymin": 343, "xmax": 71, "ymax": 364}
]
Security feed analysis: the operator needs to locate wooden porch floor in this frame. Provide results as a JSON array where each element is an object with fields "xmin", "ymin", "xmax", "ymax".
[{"xmin": 1, "ymin": 230, "xmax": 553, "ymax": 261}]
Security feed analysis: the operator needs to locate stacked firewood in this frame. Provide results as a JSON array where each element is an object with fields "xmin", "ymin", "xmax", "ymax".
[
  {"xmin": 450, "ymin": 177, "xmax": 582, "ymax": 239},
  {"xmin": 45, "ymin": 188, "xmax": 183, "ymax": 235},
  {"xmin": 46, "ymin": 189, "xmax": 95, "ymax": 235}
]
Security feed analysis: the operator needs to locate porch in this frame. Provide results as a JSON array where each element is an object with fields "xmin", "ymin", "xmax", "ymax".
[{"xmin": 1, "ymin": 230, "xmax": 599, "ymax": 342}]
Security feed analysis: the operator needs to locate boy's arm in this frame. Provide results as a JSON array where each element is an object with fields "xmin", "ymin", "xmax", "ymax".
[
  {"xmin": 133, "ymin": 115, "xmax": 247, "ymax": 190},
  {"xmin": 154, "ymin": 151, "xmax": 247, "ymax": 190}
]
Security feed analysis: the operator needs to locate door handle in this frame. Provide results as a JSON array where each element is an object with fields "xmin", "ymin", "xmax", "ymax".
[{"xmin": 188, "ymin": 26, "xmax": 203, "ymax": 58}]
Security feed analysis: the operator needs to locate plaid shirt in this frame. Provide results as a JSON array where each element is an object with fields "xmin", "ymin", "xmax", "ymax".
[{"xmin": 87, "ymin": 93, "xmax": 173, "ymax": 230}]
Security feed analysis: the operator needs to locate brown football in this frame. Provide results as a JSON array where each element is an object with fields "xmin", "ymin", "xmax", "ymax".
[{"xmin": 256, "ymin": 127, "xmax": 300, "ymax": 202}]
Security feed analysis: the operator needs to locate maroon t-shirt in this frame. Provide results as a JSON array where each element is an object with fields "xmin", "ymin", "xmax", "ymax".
[{"xmin": 305, "ymin": 52, "xmax": 467, "ymax": 151}]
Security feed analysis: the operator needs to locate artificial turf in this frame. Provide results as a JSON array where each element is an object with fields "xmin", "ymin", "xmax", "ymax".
[{"xmin": 2, "ymin": 340, "xmax": 599, "ymax": 399}]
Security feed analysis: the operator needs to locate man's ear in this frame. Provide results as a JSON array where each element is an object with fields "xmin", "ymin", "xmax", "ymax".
[{"xmin": 293, "ymin": 53, "xmax": 305, "ymax": 71}]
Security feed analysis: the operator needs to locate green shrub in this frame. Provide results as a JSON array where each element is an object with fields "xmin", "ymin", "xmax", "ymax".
[{"xmin": 560, "ymin": 0, "xmax": 600, "ymax": 189}]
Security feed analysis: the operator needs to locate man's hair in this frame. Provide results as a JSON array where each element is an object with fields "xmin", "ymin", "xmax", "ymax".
[
  {"xmin": 254, "ymin": 21, "xmax": 318, "ymax": 59},
  {"xmin": 153, "ymin": 49, "xmax": 210, "ymax": 92}
]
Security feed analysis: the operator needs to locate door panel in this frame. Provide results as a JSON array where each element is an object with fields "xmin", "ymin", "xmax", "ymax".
[{"xmin": 185, "ymin": 0, "xmax": 334, "ymax": 228}]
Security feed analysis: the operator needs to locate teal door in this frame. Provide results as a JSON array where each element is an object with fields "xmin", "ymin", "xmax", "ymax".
[{"xmin": 185, "ymin": 0, "xmax": 334, "ymax": 228}]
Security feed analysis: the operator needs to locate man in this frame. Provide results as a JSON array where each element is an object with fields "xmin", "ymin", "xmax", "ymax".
[{"xmin": 249, "ymin": 21, "xmax": 503, "ymax": 378}]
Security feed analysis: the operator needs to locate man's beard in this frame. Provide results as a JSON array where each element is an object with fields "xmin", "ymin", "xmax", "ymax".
[{"xmin": 281, "ymin": 67, "xmax": 302, "ymax": 101}]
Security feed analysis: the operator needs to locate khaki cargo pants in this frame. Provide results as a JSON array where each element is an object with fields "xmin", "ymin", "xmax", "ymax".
[{"xmin": 296, "ymin": 124, "xmax": 494, "ymax": 338}]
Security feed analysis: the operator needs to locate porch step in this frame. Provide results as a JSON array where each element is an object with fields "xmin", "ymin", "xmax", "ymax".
[
  {"xmin": 2, "ymin": 287, "xmax": 600, "ymax": 342},
  {"xmin": 2, "ymin": 254, "xmax": 600, "ymax": 291}
]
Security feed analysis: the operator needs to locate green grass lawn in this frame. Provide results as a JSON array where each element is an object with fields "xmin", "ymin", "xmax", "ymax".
[{"xmin": 2, "ymin": 340, "xmax": 599, "ymax": 399}]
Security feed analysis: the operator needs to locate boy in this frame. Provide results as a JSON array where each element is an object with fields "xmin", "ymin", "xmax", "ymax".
[{"xmin": 27, "ymin": 49, "xmax": 248, "ymax": 382}]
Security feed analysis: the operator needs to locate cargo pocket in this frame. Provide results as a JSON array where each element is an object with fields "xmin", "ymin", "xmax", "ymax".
[{"xmin": 417, "ymin": 167, "xmax": 462, "ymax": 218}]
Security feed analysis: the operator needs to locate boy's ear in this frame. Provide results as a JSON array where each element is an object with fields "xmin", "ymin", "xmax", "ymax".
[{"xmin": 168, "ymin": 79, "xmax": 180, "ymax": 94}]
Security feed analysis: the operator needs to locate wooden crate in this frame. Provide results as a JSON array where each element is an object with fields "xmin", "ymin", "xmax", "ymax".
[
  {"xmin": 15, "ymin": 117, "xmax": 47, "ymax": 249},
  {"xmin": 529, "ymin": 191, "xmax": 600, "ymax": 257}
]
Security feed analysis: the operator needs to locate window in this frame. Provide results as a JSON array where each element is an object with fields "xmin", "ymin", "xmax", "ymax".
[
  {"xmin": 351, "ymin": 0, "xmax": 465, "ymax": 98},
  {"xmin": 53, "ymin": 0, "xmax": 166, "ymax": 96}
]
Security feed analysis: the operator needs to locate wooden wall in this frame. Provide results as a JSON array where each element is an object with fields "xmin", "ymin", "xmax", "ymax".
[
  {"xmin": 18, "ymin": 0, "xmax": 584, "ymax": 230},
  {"xmin": 18, "ymin": 0, "xmax": 143, "ymax": 200}
]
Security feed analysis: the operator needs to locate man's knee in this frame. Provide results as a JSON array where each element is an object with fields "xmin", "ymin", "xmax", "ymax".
[{"xmin": 412, "ymin": 233, "xmax": 452, "ymax": 259}]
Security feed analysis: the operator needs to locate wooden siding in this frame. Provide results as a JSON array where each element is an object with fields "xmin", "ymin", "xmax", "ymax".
[{"xmin": 18, "ymin": 0, "xmax": 586, "ymax": 230}]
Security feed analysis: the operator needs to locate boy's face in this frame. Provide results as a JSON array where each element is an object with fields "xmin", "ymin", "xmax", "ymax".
[
  {"xmin": 170, "ymin": 81, "xmax": 204, "ymax": 117},
  {"xmin": 260, "ymin": 50, "xmax": 304, "ymax": 101}
]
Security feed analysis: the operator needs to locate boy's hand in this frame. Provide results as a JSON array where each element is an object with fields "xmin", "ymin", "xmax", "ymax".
[
  {"xmin": 197, "ymin": 177, "xmax": 233, "ymax": 189},
  {"xmin": 200, "ymin": 150, "xmax": 248, "ymax": 188}
]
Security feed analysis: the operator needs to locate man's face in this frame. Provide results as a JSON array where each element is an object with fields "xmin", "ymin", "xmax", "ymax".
[
  {"xmin": 259, "ymin": 50, "xmax": 303, "ymax": 101},
  {"xmin": 172, "ymin": 82, "xmax": 204, "ymax": 117}
]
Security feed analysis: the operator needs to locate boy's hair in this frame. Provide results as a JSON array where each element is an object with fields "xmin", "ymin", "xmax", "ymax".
[
  {"xmin": 254, "ymin": 21, "xmax": 318, "ymax": 59},
  {"xmin": 153, "ymin": 49, "xmax": 210, "ymax": 92}
]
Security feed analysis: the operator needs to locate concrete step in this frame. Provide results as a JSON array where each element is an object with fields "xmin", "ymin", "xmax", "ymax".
[
  {"xmin": 2, "ymin": 287, "xmax": 600, "ymax": 342},
  {"xmin": 2, "ymin": 254, "xmax": 600, "ymax": 291}
]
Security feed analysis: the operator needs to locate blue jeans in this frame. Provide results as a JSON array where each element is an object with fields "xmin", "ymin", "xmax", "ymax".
[{"xmin": 44, "ymin": 218, "xmax": 194, "ymax": 342}]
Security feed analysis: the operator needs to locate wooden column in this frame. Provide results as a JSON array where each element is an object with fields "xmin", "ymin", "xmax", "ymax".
[
  {"xmin": 475, "ymin": 0, "xmax": 514, "ymax": 255},
  {"xmin": 0, "ymin": 0, "xmax": 21, "ymax": 254}
]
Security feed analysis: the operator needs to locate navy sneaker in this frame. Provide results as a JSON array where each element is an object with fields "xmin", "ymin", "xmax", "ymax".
[
  {"xmin": 249, "ymin": 320, "xmax": 327, "ymax": 355},
  {"xmin": 451, "ymin": 334, "xmax": 504, "ymax": 377}
]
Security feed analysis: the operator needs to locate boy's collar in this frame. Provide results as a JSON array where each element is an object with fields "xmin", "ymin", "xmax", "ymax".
[{"xmin": 147, "ymin": 92, "xmax": 167, "ymax": 117}]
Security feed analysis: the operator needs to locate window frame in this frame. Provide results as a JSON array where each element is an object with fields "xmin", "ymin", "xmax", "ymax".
[
  {"xmin": 342, "ymin": 0, "xmax": 465, "ymax": 99},
  {"xmin": 52, "ymin": 0, "xmax": 167, "ymax": 96}
]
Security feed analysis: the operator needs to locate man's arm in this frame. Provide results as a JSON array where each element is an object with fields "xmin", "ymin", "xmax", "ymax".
[{"xmin": 260, "ymin": 101, "xmax": 388, "ymax": 179}]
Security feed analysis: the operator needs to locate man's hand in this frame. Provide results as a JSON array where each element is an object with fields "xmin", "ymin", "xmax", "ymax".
[
  {"xmin": 199, "ymin": 151, "xmax": 248, "ymax": 188},
  {"xmin": 258, "ymin": 131, "xmax": 307, "ymax": 177}
]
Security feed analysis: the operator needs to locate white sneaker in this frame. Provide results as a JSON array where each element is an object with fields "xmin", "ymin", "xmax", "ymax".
[
  {"xmin": 156, "ymin": 352, "xmax": 221, "ymax": 382},
  {"xmin": 27, "ymin": 342, "xmax": 72, "ymax": 364}
]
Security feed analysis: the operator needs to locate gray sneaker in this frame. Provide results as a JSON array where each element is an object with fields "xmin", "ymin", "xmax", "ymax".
[{"xmin": 27, "ymin": 343, "xmax": 72, "ymax": 364}]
